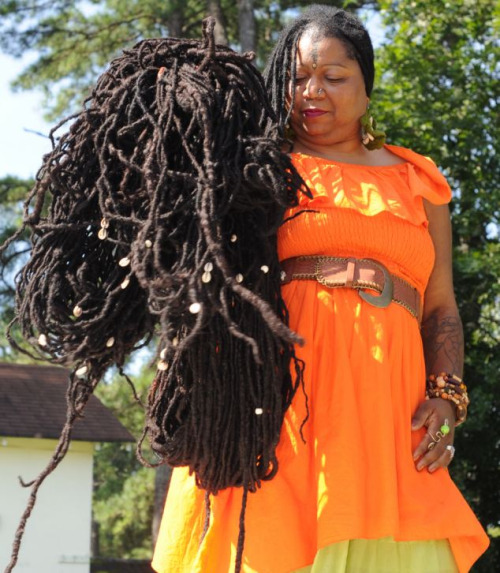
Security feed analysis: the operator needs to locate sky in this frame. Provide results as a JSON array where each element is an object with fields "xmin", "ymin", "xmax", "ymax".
[{"xmin": 0, "ymin": 53, "xmax": 53, "ymax": 179}]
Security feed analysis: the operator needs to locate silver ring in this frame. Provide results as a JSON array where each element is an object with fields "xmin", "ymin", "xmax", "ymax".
[
  {"xmin": 317, "ymin": 88, "xmax": 324, "ymax": 95},
  {"xmin": 446, "ymin": 445, "xmax": 455, "ymax": 460}
]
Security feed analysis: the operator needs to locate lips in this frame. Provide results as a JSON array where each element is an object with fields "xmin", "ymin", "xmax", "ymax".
[{"xmin": 303, "ymin": 108, "xmax": 328, "ymax": 118}]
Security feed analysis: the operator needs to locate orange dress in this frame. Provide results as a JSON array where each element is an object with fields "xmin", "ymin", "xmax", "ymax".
[{"xmin": 152, "ymin": 145, "xmax": 489, "ymax": 573}]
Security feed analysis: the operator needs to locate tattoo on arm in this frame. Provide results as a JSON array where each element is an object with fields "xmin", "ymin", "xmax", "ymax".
[{"xmin": 421, "ymin": 312, "xmax": 464, "ymax": 376}]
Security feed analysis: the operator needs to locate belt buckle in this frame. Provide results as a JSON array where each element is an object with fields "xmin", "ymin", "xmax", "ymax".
[
  {"xmin": 314, "ymin": 256, "xmax": 344, "ymax": 288},
  {"xmin": 358, "ymin": 259, "xmax": 394, "ymax": 309}
]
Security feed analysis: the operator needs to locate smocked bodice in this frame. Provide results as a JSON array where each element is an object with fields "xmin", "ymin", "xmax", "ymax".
[{"xmin": 278, "ymin": 146, "xmax": 452, "ymax": 295}]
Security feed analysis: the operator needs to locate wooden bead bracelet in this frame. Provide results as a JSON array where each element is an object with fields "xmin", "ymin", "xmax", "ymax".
[{"xmin": 425, "ymin": 372, "xmax": 469, "ymax": 426}]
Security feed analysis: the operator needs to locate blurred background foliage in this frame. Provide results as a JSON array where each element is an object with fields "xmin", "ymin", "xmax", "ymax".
[{"xmin": 0, "ymin": 0, "xmax": 498, "ymax": 569}]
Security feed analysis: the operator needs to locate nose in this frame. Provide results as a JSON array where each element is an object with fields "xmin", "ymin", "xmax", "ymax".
[{"xmin": 303, "ymin": 78, "xmax": 325, "ymax": 100}]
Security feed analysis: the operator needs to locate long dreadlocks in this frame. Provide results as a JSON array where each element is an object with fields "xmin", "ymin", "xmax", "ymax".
[{"xmin": 2, "ymin": 18, "xmax": 310, "ymax": 573}]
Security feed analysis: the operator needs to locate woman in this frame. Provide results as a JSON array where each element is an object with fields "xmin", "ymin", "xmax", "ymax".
[{"xmin": 152, "ymin": 5, "xmax": 489, "ymax": 573}]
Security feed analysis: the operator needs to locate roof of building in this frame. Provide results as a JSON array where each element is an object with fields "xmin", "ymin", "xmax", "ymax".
[{"xmin": 0, "ymin": 363, "xmax": 134, "ymax": 442}]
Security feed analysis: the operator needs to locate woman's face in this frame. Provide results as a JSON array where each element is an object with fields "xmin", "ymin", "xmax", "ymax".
[{"xmin": 288, "ymin": 32, "xmax": 369, "ymax": 150}]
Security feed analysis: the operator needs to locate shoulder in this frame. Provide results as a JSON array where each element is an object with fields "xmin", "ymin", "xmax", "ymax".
[
  {"xmin": 384, "ymin": 144, "xmax": 453, "ymax": 205},
  {"xmin": 384, "ymin": 144, "xmax": 441, "ymax": 171},
  {"xmin": 357, "ymin": 145, "xmax": 434, "ymax": 168},
  {"xmin": 368, "ymin": 146, "xmax": 406, "ymax": 166}
]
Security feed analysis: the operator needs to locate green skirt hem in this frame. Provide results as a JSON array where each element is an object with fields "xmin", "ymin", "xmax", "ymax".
[{"xmin": 292, "ymin": 537, "xmax": 458, "ymax": 573}]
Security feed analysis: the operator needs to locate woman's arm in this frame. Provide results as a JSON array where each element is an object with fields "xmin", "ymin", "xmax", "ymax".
[
  {"xmin": 420, "ymin": 202, "xmax": 464, "ymax": 377},
  {"xmin": 412, "ymin": 201, "xmax": 462, "ymax": 472}
]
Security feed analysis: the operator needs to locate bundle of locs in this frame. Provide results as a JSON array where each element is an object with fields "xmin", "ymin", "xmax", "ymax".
[{"xmin": 1, "ymin": 18, "xmax": 310, "ymax": 573}]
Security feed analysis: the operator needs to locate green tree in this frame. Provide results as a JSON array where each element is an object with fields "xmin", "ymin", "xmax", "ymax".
[
  {"xmin": 375, "ymin": 1, "xmax": 500, "ymax": 569},
  {"xmin": 93, "ymin": 466, "xmax": 155, "ymax": 559},
  {"xmin": 1, "ymin": 0, "xmax": 498, "ymax": 569},
  {"xmin": 0, "ymin": 176, "xmax": 34, "ymax": 359},
  {"xmin": 93, "ymin": 364, "xmax": 161, "ymax": 559}
]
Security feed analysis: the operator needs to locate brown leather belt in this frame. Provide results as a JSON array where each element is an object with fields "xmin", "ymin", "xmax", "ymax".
[{"xmin": 280, "ymin": 256, "xmax": 421, "ymax": 321}]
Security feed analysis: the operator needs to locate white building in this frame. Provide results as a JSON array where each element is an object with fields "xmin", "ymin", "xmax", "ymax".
[{"xmin": 0, "ymin": 364, "xmax": 133, "ymax": 573}]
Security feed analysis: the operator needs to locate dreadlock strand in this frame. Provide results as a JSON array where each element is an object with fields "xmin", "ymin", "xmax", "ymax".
[{"xmin": 235, "ymin": 486, "xmax": 249, "ymax": 573}]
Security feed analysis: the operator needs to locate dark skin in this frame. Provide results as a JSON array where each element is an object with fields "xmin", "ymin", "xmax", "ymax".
[
  {"xmin": 411, "ymin": 201, "xmax": 463, "ymax": 472},
  {"xmin": 289, "ymin": 32, "xmax": 462, "ymax": 473}
]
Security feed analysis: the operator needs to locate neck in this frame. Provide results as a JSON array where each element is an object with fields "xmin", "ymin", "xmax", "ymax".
[{"xmin": 291, "ymin": 136, "xmax": 368, "ymax": 161}]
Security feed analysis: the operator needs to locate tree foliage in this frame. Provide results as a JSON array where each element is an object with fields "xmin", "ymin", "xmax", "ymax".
[
  {"xmin": 0, "ymin": 0, "xmax": 498, "ymax": 569},
  {"xmin": 92, "ymin": 365, "xmax": 157, "ymax": 558},
  {"xmin": 375, "ymin": 1, "xmax": 500, "ymax": 569},
  {"xmin": 93, "ymin": 466, "xmax": 155, "ymax": 559},
  {"xmin": 0, "ymin": 176, "xmax": 34, "ymax": 359}
]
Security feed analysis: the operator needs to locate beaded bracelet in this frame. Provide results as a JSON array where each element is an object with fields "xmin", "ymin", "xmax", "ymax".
[{"xmin": 425, "ymin": 372, "xmax": 469, "ymax": 426}]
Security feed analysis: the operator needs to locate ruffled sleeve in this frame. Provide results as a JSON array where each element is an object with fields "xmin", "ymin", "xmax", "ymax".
[{"xmin": 385, "ymin": 144, "xmax": 452, "ymax": 206}]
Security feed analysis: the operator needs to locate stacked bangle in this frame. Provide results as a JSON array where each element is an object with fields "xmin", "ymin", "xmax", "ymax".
[{"xmin": 425, "ymin": 372, "xmax": 469, "ymax": 426}]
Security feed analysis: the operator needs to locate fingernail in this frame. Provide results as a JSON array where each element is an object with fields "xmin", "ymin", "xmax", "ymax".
[
  {"xmin": 416, "ymin": 462, "xmax": 423, "ymax": 471},
  {"xmin": 413, "ymin": 451, "xmax": 419, "ymax": 461}
]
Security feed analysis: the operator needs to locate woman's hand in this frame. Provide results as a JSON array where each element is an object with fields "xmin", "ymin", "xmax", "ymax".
[{"xmin": 412, "ymin": 397, "xmax": 456, "ymax": 473}]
